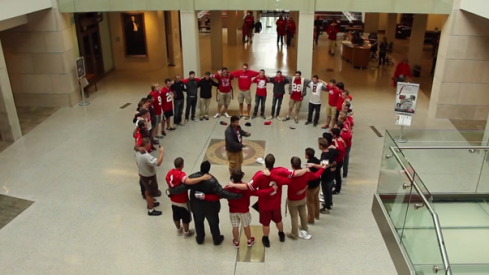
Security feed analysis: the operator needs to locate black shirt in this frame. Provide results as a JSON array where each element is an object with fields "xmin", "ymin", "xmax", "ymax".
[
  {"xmin": 307, "ymin": 157, "xmax": 321, "ymax": 189},
  {"xmin": 198, "ymin": 78, "xmax": 218, "ymax": 99},
  {"xmin": 320, "ymin": 149, "xmax": 338, "ymax": 183},
  {"xmin": 171, "ymin": 81, "xmax": 186, "ymax": 100}
]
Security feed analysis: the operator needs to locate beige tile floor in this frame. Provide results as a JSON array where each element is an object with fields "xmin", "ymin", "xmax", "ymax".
[{"xmin": 0, "ymin": 26, "xmax": 474, "ymax": 274}]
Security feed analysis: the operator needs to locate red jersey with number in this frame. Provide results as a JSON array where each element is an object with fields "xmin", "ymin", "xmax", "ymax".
[
  {"xmin": 149, "ymin": 90, "xmax": 162, "ymax": 115},
  {"xmin": 290, "ymin": 78, "xmax": 304, "ymax": 101},
  {"xmin": 253, "ymin": 76, "xmax": 268, "ymax": 96},
  {"xmin": 160, "ymin": 87, "xmax": 174, "ymax": 112},
  {"xmin": 215, "ymin": 73, "xmax": 234, "ymax": 93},
  {"xmin": 246, "ymin": 167, "xmax": 294, "ymax": 211},
  {"xmin": 166, "ymin": 169, "xmax": 189, "ymax": 203}
]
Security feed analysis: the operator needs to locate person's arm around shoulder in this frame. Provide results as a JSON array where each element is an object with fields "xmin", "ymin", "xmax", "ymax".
[
  {"xmin": 183, "ymin": 174, "xmax": 212, "ymax": 185},
  {"xmin": 211, "ymin": 180, "xmax": 242, "ymax": 199}
]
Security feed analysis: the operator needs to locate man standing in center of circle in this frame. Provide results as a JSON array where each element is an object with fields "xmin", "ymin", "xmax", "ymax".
[
  {"xmin": 231, "ymin": 63, "xmax": 259, "ymax": 120},
  {"xmin": 225, "ymin": 116, "xmax": 251, "ymax": 176}
]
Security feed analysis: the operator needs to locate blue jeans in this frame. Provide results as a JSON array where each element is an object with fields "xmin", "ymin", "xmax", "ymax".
[
  {"xmin": 253, "ymin": 95, "xmax": 266, "ymax": 116},
  {"xmin": 343, "ymin": 147, "xmax": 351, "ymax": 177},
  {"xmin": 271, "ymin": 95, "xmax": 283, "ymax": 117},
  {"xmin": 174, "ymin": 99, "xmax": 184, "ymax": 124}
]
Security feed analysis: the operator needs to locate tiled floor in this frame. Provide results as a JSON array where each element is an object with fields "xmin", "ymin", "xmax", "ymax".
[{"xmin": 0, "ymin": 26, "xmax": 472, "ymax": 274}]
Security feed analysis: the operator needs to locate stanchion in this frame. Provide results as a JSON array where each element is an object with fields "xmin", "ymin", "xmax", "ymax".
[
  {"xmin": 78, "ymin": 78, "xmax": 90, "ymax": 106},
  {"xmin": 396, "ymin": 125, "xmax": 407, "ymax": 143}
]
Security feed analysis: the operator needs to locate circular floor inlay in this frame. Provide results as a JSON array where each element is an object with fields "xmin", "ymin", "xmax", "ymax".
[{"xmin": 206, "ymin": 140, "xmax": 265, "ymax": 166}]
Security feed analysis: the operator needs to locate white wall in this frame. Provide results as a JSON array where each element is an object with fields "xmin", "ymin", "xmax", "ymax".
[
  {"xmin": 0, "ymin": 0, "xmax": 52, "ymax": 21},
  {"xmin": 460, "ymin": 0, "xmax": 489, "ymax": 21}
]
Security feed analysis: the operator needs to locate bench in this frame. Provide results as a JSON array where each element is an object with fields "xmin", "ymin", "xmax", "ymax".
[{"xmin": 83, "ymin": 73, "xmax": 98, "ymax": 98}]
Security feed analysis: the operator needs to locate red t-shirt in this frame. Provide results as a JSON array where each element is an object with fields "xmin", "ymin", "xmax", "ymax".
[
  {"xmin": 335, "ymin": 139, "xmax": 346, "ymax": 163},
  {"xmin": 326, "ymin": 84, "xmax": 340, "ymax": 107},
  {"xmin": 165, "ymin": 169, "xmax": 189, "ymax": 203},
  {"xmin": 284, "ymin": 169, "xmax": 324, "ymax": 201},
  {"xmin": 149, "ymin": 90, "xmax": 162, "ymax": 115},
  {"xmin": 215, "ymin": 73, "xmax": 234, "ymax": 93},
  {"xmin": 160, "ymin": 87, "xmax": 174, "ymax": 112},
  {"xmin": 225, "ymin": 186, "xmax": 251, "ymax": 213},
  {"xmin": 347, "ymin": 115, "xmax": 354, "ymax": 127},
  {"xmin": 246, "ymin": 167, "xmax": 294, "ymax": 211},
  {"xmin": 337, "ymin": 93, "xmax": 353, "ymax": 111},
  {"xmin": 244, "ymin": 16, "xmax": 254, "ymax": 28},
  {"xmin": 253, "ymin": 76, "xmax": 268, "ymax": 96},
  {"xmin": 290, "ymin": 78, "xmax": 304, "ymax": 101},
  {"xmin": 231, "ymin": 70, "xmax": 260, "ymax": 91},
  {"xmin": 340, "ymin": 128, "xmax": 352, "ymax": 148}
]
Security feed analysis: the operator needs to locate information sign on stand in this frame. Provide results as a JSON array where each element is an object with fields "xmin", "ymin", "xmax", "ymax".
[
  {"xmin": 394, "ymin": 82, "xmax": 419, "ymax": 143},
  {"xmin": 76, "ymin": 57, "xmax": 90, "ymax": 106}
]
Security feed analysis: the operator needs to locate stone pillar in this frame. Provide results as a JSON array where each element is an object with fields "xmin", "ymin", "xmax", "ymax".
[
  {"xmin": 227, "ymin": 11, "xmax": 237, "ymax": 46},
  {"xmin": 364, "ymin": 13, "xmax": 380, "ymax": 33},
  {"xmin": 236, "ymin": 11, "xmax": 244, "ymax": 30},
  {"xmin": 180, "ymin": 11, "xmax": 200, "ymax": 76},
  {"xmin": 407, "ymin": 14, "xmax": 428, "ymax": 67},
  {"xmin": 0, "ymin": 39, "xmax": 22, "ymax": 141},
  {"xmin": 428, "ymin": 5, "xmax": 489, "ymax": 121},
  {"xmin": 156, "ymin": 11, "xmax": 169, "ymax": 68},
  {"xmin": 296, "ymin": 11, "xmax": 314, "ymax": 112},
  {"xmin": 210, "ymin": 11, "xmax": 223, "ymax": 70},
  {"xmin": 385, "ymin": 13, "xmax": 397, "ymax": 44},
  {"xmin": 289, "ymin": 11, "xmax": 299, "ymax": 47},
  {"xmin": 0, "ymin": 2, "xmax": 80, "ymax": 107},
  {"xmin": 167, "ymin": 11, "xmax": 182, "ymax": 67}
]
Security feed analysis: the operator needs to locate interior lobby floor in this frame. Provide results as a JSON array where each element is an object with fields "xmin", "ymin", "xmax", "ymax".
[{"xmin": 0, "ymin": 26, "xmax": 477, "ymax": 274}]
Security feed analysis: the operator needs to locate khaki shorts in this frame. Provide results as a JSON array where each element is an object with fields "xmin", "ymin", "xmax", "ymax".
[
  {"xmin": 238, "ymin": 90, "xmax": 252, "ymax": 104},
  {"xmin": 289, "ymin": 99, "xmax": 302, "ymax": 111},
  {"xmin": 218, "ymin": 91, "xmax": 231, "ymax": 106},
  {"xmin": 226, "ymin": 151, "xmax": 243, "ymax": 170},
  {"xmin": 230, "ymin": 212, "xmax": 252, "ymax": 228},
  {"xmin": 325, "ymin": 105, "xmax": 337, "ymax": 118}
]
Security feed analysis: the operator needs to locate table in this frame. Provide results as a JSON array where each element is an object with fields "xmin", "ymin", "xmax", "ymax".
[{"xmin": 341, "ymin": 41, "xmax": 371, "ymax": 69}]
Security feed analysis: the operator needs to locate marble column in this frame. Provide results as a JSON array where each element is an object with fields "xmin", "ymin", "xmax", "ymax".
[
  {"xmin": 408, "ymin": 14, "xmax": 428, "ymax": 67},
  {"xmin": 385, "ymin": 13, "xmax": 397, "ymax": 44},
  {"xmin": 180, "ymin": 11, "xmax": 201, "ymax": 76},
  {"xmin": 227, "ymin": 11, "xmax": 237, "ymax": 46},
  {"xmin": 364, "ymin": 13, "xmax": 380, "ymax": 33},
  {"xmin": 296, "ymin": 11, "xmax": 314, "ymax": 112},
  {"xmin": 210, "ymin": 11, "xmax": 223, "ymax": 70},
  {"xmin": 0, "ymin": 39, "xmax": 22, "ymax": 141}
]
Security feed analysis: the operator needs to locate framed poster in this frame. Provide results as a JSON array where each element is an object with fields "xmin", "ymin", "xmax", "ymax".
[
  {"xmin": 76, "ymin": 57, "xmax": 86, "ymax": 79},
  {"xmin": 395, "ymin": 114, "xmax": 412, "ymax": 126},
  {"xmin": 121, "ymin": 13, "xmax": 147, "ymax": 57},
  {"xmin": 395, "ymin": 82, "xmax": 419, "ymax": 114}
]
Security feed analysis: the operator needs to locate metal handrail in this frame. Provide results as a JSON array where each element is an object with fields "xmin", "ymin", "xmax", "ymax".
[{"xmin": 389, "ymin": 147, "xmax": 452, "ymax": 275}]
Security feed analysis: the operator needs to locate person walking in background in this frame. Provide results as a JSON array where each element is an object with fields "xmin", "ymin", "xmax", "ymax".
[
  {"xmin": 171, "ymin": 75, "xmax": 186, "ymax": 126},
  {"xmin": 225, "ymin": 116, "xmax": 251, "ymax": 176},
  {"xmin": 135, "ymin": 138, "xmax": 164, "ymax": 216},
  {"xmin": 276, "ymin": 16, "xmax": 286, "ymax": 45},
  {"xmin": 326, "ymin": 21, "xmax": 339, "ymax": 55},
  {"xmin": 182, "ymin": 71, "xmax": 200, "ymax": 123},
  {"xmin": 244, "ymin": 12, "xmax": 255, "ymax": 43},
  {"xmin": 304, "ymin": 148, "xmax": 321, "ymax": 224},
  {"xmin": 286, "ymin": 17, "xmax": 296, "ymax": 47},
  {"xmin": 251, "ymin": 69, "xmax": 268, "ymax": 119},
  {"xmin": 378, "ymin": 36, "xmax": 388, "ymax": 67},
  {"xmin": 254, "ymin": 20, "xmax": 262, "ymax": 34},
  {"xmin": 267, "ymin": 70, "xmax": 290, "ymax": 120},
  {"xmin": 198, "ymin": 72, "xmax": 218, "ymax": 120},
  {"xmin": 314, "ymin": 16, "xmax": 322, "ymax": 45}
]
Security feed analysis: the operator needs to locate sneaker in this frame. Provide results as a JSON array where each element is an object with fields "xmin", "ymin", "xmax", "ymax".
[
  {"xmin": 233, "ymin": 239, "xmax": 240, "ymax": 248},
  {"xmin": 343, "ymin": 174, "xmax": 347, "ymax": 178},
  {"xmin": 283, "ymin": 116, "xmax": 290, "ymax": 122},
  {"xmin": 278, "ymin": 231, "xmax": 285, "ymax": 242},
  {"xmin": 262, "ymin": 236, "xmax": 271, "ymax": 248},
  {"xmin": 156, "ymin": 135, "xmax": 164, "ymax": 139},
  {"xmin": 192, "ymin": 118, "xmax": 198, "ymax": 122},
  {"xmin": 214, "ymin": 235, "xmax": 225, "ymax": 246},
  {"xmin": 177, "ymin": 227, "xmax": 183, "ymax": 236},
  {"xmin": 320, "ymin": 208, "xmax": 330, "ymax": 214},
  {"xmin": 184, "ymin": 119, "xmax": 188, "ymax": 124},
  {"xmin": 294, "ymin": 117, "xmax": 298, "ymax": 124},
  {"xmin": 320, "ymin": 191, "xmax": 323, "ymax": 196},
  {"xmin": 299, "ymin": 230, "xmax": 312, "ymax": 240},
  {"xmin": 286, "ymin": 232, "xmax": 298, "ymax": 240},
  {"xmin": 276, "ymin": 116, "xmax": 282, "ymax": 121},
  {"xmin": 321, "ymin": 125, "xmax": 329, "ymax": 130},
  {"xmin": 245, "ymin": 116, "xmax": 250, "ymax": 120},
  {"xmin": 204, "ymin": 116, "xmax": 209, "ymax": 120},
  {"xmin": 213, "ymin": 113, "xmax": 220, "ymax": 119},
  {"xmin": 305, "ymin": 121, "xmax": 311, "ymax": 125},
  {"xmin": 199, "ymin": 116, "xmax": 204, "ymax": 121},
  {"xmin": 251, "ymin": 115, "xmax": 256, "ymax": 119},
  {"xmin": 161, "ymin": 131, "xmax": 167, "ymax": 136},
  {"xmin": 313, "ymin": 123, "xmax": 318, "ymax": 127},
  {"xmin": 319, "ymin": 197, "xmax": 325, "ymax": 202},
  {"xmin": 268, "ymin": 116, "xmax": 274, "ymax": 120},
  {"xmin": 147, "ymin": 209, "xmax": 162, "ymax": 216},
  {"xmin": 147, "ymin": 201, "xmax": 160, "ymax": 209},
  {"xmin": 224, "ymin": 113, "xmax": 230, "ymax": 118},
  {"xmin": 247, "ymin": 237, "xmax": 255, "ymax": 247},
  {"xmin": 184, "ymin": 229, "xmax": 195, "ymax": 239},
  {"xmin": 260, "ymin": 115, "xmax": 265, "ymax": 119}
]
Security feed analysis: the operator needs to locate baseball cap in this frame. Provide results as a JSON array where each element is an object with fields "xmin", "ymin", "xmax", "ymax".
[
  {"xmin": 220, "ymin": 121, "xmax": 228, "ymax": 125},
  {"xmin": 264, "ymin": 121, "xmax": 272, "ymax": 125},
  {"xmin": 289, "ymin": 124, "xmax": 296, "ymax": 129},
  {"xmin": 245, "ymin": 122, "xmax": 251, "ymax": 126}
]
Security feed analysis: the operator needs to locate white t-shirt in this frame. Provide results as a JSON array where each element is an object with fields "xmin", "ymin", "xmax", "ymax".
[{"xmin": 309, "ymin": 82, "xmax": 325, "ymax": 104}]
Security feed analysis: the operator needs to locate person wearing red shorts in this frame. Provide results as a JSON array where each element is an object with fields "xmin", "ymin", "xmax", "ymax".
[
  {"xmin": 227, "ymin": 154, "xmax": 308, "ymax": 247},
  {"xmin": 160, "ymin": 78, "xmax": 176, "ymax": 132}
]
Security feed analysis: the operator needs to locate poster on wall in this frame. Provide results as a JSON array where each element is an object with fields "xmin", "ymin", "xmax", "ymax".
[
  {"xmin": 394, "ymin": 82, "xmax": 420, "ymax": 114},
  {"xmin": 121, "ymin": 13, "xmax": 147, "ymax": 57},
  {"xmin": 76, "ymin": 57, "xmax": 86, "ymax": 79}
]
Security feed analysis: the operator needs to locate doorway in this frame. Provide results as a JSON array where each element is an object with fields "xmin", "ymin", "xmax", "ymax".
[{"xmin": 75, "ymin": 13, "xmax": 105, "ymax": 84}]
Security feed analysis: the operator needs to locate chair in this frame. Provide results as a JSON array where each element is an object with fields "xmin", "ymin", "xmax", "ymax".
[{"xmin": 385, "ymin": 42, "xmax": 394, "ymax": 65}]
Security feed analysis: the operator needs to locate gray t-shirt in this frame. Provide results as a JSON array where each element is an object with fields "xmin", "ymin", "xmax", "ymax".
[{"xmin": 135, "ymin": 151, "xmax": 158, "ymax": 177}]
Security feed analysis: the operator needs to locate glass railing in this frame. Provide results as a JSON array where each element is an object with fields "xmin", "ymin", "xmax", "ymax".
[{"xmin": 377, "ymin": 129, "xmax": 489, "ymax": 274}]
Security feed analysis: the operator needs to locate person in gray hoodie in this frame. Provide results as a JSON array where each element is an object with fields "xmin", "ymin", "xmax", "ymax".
[
  {"xmin": 267, "ymin": 70, "xmax": 290, "ymax": 120},
  {"xmin": 182, "ymin": 71, "xmax": 200, "ymax": 123}
]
